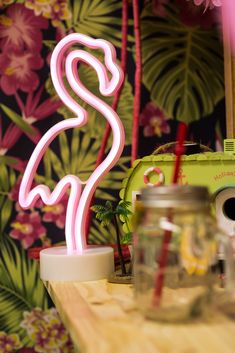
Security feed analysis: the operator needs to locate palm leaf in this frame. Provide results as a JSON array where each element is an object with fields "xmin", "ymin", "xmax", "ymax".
[
  {"xmin": 115, "ymin": 204, "xmax": 132, "ymax": 218},
  {"xmin": 0, "ymin": 166, "xmax": 15, "ymax": 232},
  {"xmin": 0, "ymin": 236, "xmax": 48, "ymax": 338},
  {"xmin": 119, "ymin": 200, "xmax": 132, "ymax": 208},
  {"xmin": 58, "ymin": 131, "xmax": 70, "ymax": 173},
  {"xmin": 89, "ymin": 219, "xmax": 116, "ymax": 244},
  {"xmin": 46, "ymin": 56, "xmax": 134, "ymax": 144},
  {"xmin": 43, "ymin": 149, "xmax": 52, "ymax": 181},
  {"xmin": 104, "ymin": 200, "xmax": 113, "ymax": 210},
  {"xmin": 0, "ymin": 104, "xmax": 35, "ymax": 135},
  {"xmin": 45, "ymin": 149, "xmax": 64, "ymax": 179},
  {"xmin": 70, "ymin": 0, "xmax": 123, "ymax": 47},
  {"xmin": 121, "ymin": 232, "xmax": 132, "ymax": 245},
  {"xmin": 0, "ymin": 199, "xmax": 13, "ymax": 233},
  {"xmin": 90, "ymin": 205, "xmax": 107, "ymax": 213},
  {"xmin": 140, "ymin": 2, "xmax": 224, "ymax": 123},
  {"xmin": 0, "ymin": 155, "xmax": 22, "ymax": 169},
  {"xmin": 38, "ymin": 130, "xmax": 130, "ymax": 204},
  {"xmin": 95, "ymin": 209, "xmax": 114, "ymax": 226}
]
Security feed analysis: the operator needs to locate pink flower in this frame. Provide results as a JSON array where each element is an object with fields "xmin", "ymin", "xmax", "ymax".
[
  {"xmin": 33, "ymin": 320, "xmax": 67, "ymax": 352},
  {"xmin": 0, "ymin": 120, "xmax": 21, "ymax": 154},
  {"xmin": 18, "ymin": 349, "xmax": 37, "ymax": 353},
  {"xmin": 61, "ymin": 339, "xmax": 76, "ymax": 353},
  {"xmin": 28, "ymin": 244, "xmax": 52, "ymax": 261},
  {"xmin": 20, "ymin": 308, "xmax": 45, "ymax": 333},
  {"xmin": 48, "ymin": 0, "xmax": 71, "ymax": 28},
  {"xmin": 21, "ymin": 308, "xmax": 73, "ymax": 353},
  {"xmin": 0, "ymin": 118, "xmax": 26, "ymax": 172},
  {"xmin": 176, "ymin": 0, "xmax": 220, "ymax": 28},
  {"xmin": 25, "ymin": 0, "xmax": 52, "ymax": 16},
  {"xmin": 9, "ymin": 177, "xmax": 24, "ymax": 203},
  {"xmin": 10, "ymin": 211, "xmax": 46, "ymax": 248},
  {"xmin": 0, "ymin": 83, "xmax": 62, "ymax": 169},
  {"xmin": 0, "ymin": 3, "xmax": 48, "ymax": 52},
  {"xmin": 46, "ymin": 26, "xmax": 67, "ymax": 67},
  {"xmin": 25, "ymin": 0, "xmax": 71, "ymax": 28},
  {"xmin": 140, "ymin": 102, "xmax": 170, "ymax": 137},
  {"xmin": 11, "ymin": 85, "xmax": 62, "ymax": 144},
  {"xmin": 0, "ymin": 85, "xmax": 62, "ymax": 154},
  {"xmin": 152, "ymin": 0, "xmax": 170, "ymax": 17},
  {"xmin": 0, "ymin": 331, "xmax": 22, "ymax": 352},
  {"xmin": 9, "ymin": 177, "xmax": 43, "ymax": 210},
  {"xmin": 55, "ymin": 25, "xmax": 67, "ymax": 42},
  {"xmin": 42, "ymin": 195, "xmax": 68, "ymax": 229},
  {"xmin": 191, "ymin": 0, "xmax": 222, "ymax": 10},
  {"xmin": 17, "ymin": 85, "xmax": 62, "ymax": 123},
  {"xmin": 0, "ymin": 48, "xmax": 43, "ymax": 95}
]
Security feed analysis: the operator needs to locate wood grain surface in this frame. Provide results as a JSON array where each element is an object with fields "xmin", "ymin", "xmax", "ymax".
[{"xmin": 45, "ymin": 280, "xmax": 235, "ymax": 353}]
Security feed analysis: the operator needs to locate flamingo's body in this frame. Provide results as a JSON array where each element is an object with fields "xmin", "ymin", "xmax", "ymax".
[{"xmin": 19, "ymin": 33, "xmax": 125, "ymax": 253}]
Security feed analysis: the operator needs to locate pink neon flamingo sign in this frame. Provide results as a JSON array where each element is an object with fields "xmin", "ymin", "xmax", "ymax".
[{"xmin": 19, "ymin": 33, "xmax": 125, "ymax": 255}]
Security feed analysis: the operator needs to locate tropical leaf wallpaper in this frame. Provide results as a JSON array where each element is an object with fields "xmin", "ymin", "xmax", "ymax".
[{"xmin": 0, "ymin": 0, "xmax": 225, "ymax": 351}]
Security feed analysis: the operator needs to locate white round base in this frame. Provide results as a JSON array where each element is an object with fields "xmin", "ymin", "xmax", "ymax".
[{"xmin": 40, "ymin": 246, "xmax": 114, "ymax": 281}]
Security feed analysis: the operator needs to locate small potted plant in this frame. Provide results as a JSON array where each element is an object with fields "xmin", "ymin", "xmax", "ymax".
[{"xmin": 91, "ymin": 200, "xmax": 132, "ymax": 283}]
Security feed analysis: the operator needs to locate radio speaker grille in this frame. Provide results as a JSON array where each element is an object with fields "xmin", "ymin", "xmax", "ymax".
[{"xmin": 224, "ymin": 139, "xmax": 235, "ymax": 154}]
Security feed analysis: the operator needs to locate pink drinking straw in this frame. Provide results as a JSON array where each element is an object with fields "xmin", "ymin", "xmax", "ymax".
[
  {"xmin": 223, "ymin": 0, "xmax": 235, "ymax": 54},
  {"xmin": 152, "ymin": 123, "xmax": 187, "ymax": 306},
  {"xmin": 132, "ymin": 0, "xmax": 142, "ymax": 164},
  {"xmin": 19, "ymin": 33, "xmax": 125, "ymax": 254},
  {"xmin": 85, "ymin": 0, "xmax": 129, "ymax": 239}
]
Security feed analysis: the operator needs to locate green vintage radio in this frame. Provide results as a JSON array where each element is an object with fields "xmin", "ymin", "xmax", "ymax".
[{"xmin": 120, "ymin": 150, "xmax": 235, "ymax": 237}]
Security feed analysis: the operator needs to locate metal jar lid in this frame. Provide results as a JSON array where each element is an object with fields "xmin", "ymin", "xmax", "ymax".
[{"xmin": 140, "ymin": 185, "xmax": 211, "ymax": 208}]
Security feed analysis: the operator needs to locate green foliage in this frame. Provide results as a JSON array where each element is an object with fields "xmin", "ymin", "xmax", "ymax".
[
  {"xmin": 89, "ymin": 219, "xmax": 116, "ymax": 244},
  {"xmin": 91, "ymin": 200, "xmax": 131, "ymax": 274},
  {"xmin": 91, "ymin": 200, "xmax": 132, "ymax": 221},
  {"xmin": 0, "ymin": 104, "xmax": 35, "ymax": 135},
  {"xmin": 91, "ymin": 201, "xmax": 114, "ymax": 227},
  {"xmin": 0, "ymin": 165, "xmax": 15, "ymax": 233},
  {"xmin": 69, "ymin": 0, "xmax": 124, "ymax": 47},
  {"xmin": 46, "ymin": 61, "xmax": 134, "ymax": 144},
  {"xmin": 0, "ymin": 236, "xmax": 48, "ymax": 342},
  {"xmin": 44, "ymin": 13, "xmax": 133, "ymax": 247},
  {"xmin": 91, "ymin": 200, "xmax": 132, "ymax": 243},
  {"xmin": 34, "ymin": 130, "xmax": 130, "ymax": 245},
  {"xmin": 116, "ymin": 201, "xmax": 132, "ymax": 220},
  {"xmin": 0, "ymin": 156, "xmax": 21, "ymax": 170},
  {"xmin": 37, "ymin": 130, "xmax": 130, "ymax": 203},
  {"xmin": 121, "ymin": 232, "xmax": 132, "ymax": 245},
  {"xmin": 140, "ymin": 2, "xmax": 224, "ymax": 122}
]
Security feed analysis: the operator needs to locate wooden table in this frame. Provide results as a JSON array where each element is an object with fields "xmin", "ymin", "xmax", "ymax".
[{"xmin": 45, "ymin": 280, "xmax": 235, "ymax": 353}]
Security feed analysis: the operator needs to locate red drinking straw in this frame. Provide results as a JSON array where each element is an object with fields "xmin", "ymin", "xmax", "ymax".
[
  {"xmin": 152, "ymin": 122, "xmax": 187, "ymax": 306},
  {"xmin": 132, "ymin": 0, "xmax": 142, "ymax": 165},
  {"xmin": 85, "ymin": 0, "xmax": 128, "ymax": 240}
]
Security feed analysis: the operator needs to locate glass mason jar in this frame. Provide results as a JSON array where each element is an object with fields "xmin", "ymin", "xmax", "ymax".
[{"xmin": 133, "ymin": 185, "xmax": 233, "ymax": 322}]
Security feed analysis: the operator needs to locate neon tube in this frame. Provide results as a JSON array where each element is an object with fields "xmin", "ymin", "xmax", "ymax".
[{"xmin": 19, "ymin": 33, "xmax": 125, "ymax": 253}]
